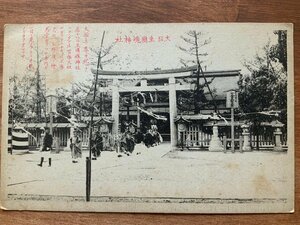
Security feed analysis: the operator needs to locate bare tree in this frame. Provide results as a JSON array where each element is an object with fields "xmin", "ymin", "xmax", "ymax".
[
  {"xmin": 33, "ymin": 38, "xmax": 46, "ymax": 122},
  {"xmin": 179, "ymin": 31, "xmax": 217, "ymax": 113},
  {"xmin": 55, "ymin": 33, "xmax": 117, "ymax": 123},
  {"xmin": 89, "ymin": 33, "xmax": 117, "ymax": 116},
  {"xmin": 86, "ymin": 31, "xmax": 117, "ymax": 201}
]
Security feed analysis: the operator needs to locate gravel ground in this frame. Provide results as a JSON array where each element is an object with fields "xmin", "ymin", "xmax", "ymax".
[{"xmin": 4, "ymin": 142, "xmax": 291, "ymax": 200}]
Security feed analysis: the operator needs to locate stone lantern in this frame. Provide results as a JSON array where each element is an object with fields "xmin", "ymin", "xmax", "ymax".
[
  {"xmin": 208, "ymin": 112, "xmax": 224, "ymax": 152},
  {"xmin": 273, "ymin": 120, "xmax": 284, "ymax": 151},
  {"xmin": 241, "ymin": 123, "xmax": 251, "ymax": 151}
]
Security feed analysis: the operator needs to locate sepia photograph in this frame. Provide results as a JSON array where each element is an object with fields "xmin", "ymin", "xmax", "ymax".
[{"xmin": 0, "ymin": 23, "xmax": 294, "ymax": 213}]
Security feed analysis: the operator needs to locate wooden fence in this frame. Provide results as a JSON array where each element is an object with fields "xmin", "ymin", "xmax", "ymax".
[
  {"xmin": 26, "ymin": 127, "xmax": 90, "ymax": 149},
  {"xmin": 11, "ymin": 123, "xmax": 287, "ymax": 151},
  {"xmin": 178, "ymin": 123, "xmax": 287, "ymax": 150}
]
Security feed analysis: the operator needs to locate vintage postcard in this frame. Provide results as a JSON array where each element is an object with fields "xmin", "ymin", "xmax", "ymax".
[{"xmin": 0, "ymin": 23, "xmax": 294, "ymax": 213}]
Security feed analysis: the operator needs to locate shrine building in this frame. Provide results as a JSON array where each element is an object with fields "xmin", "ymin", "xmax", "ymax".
[{"xmin": 92, "ymin": 65, "xmax": 241, "ymax": 147}]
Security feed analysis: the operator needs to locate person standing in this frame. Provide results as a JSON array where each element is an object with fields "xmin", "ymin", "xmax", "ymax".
[
  {"xmin": 125, "ymin": 131, "xmax": 135, "ymax": 154},
  {"xmin": 134, "ymin": 128, "xmax": 144, "ymax": 144},
  {"xmin": 38, "ymin": 127, "xmax": 53, "ymax": 167},
  {"xmin": 70, "ymin": 130, "xmax": 82, "ymax": 163},
  {"xmin": 92, "ymin": 131, "xmax": 102, "ymax": 160}
]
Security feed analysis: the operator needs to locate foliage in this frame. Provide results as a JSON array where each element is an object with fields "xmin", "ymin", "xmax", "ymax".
[
  {"xmin": 238, "ymin": 30, "xmax": 287, "ymax": 124},
  {"xmin": 9, "ymin": 32, "xmax": 116, "ymax": 124},
  {"xmin": 9, "ymin": 72, "xmax": 45, "ymax": 123}
]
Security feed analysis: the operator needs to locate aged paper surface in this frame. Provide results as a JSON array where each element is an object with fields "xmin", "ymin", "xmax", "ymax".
[{"xmin": 0, "ymin": 23, "xmax": 294, "ymax": 213}]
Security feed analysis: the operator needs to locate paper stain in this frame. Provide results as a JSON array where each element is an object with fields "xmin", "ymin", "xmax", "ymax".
[
  {"xmin": 44, "ymin": 35, "xmax": 76, "ymax": 89},
  {"xmin": 252, "ymin": 174, "xmax": 277, "ymax": 196},
  {"xmin": 47, "ymin": 72, "xmax": 74, "ymax": 89},
  {"xmin": 224, "ymin": 162, "xmax": 239, "ymax": 170}
]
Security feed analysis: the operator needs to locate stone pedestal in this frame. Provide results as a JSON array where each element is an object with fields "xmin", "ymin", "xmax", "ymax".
[
  {"xmin": 241, "ymin": 124, "xmax": 251, "ymax": 152},
  {"xmin": 273, "ymin": 121, "xmax": 284, "ymax": 151},
  {"xmin": 209, "ymin": 123, "xmax": 223, "ymax": 152}
]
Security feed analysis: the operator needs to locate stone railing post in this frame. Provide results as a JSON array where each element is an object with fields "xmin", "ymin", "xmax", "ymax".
[
  {"xmin": 241, "ymin": 123, "xmax": 251, "ymax": 152},
  {"xmin": 273, "ymin": 121, "xmax": 284, "ymax": 151}
]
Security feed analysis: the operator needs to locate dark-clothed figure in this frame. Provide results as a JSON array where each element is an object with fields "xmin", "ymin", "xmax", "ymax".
[
  {"xmin": 126, "ymin": 132, "xmax": 135, "ymax": 153},
  {"xmin": 42, "ymin": 130, "xmax": 53, "ymax": 151},
  {"xmin": 120, "ymin": 132, "xmax": 135, "ymax": 155},
  {"xmin": 92, "ymin": 131, "xmax": 103, "ymax": 160},
  {"xmin": 144, "ymin": 130, "xmax": 155, "ymax": 148},
  {"xmin": 134, "ymin": 129, "xmax": 144, "ymax": 144},
  {"xmin": 38, "ymin": 127, "xmax": 53, "ymax": 167}
]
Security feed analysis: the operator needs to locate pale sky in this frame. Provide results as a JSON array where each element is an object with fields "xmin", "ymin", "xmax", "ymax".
[{"xmin": 4, "ymin": 23, "xmax": 290, "ymax": 92}]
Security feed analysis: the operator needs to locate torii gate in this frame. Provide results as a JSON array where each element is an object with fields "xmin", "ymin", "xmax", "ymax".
[{"xmin": 91, "ymin": 66, "xmax": 241, "ymax": 147}]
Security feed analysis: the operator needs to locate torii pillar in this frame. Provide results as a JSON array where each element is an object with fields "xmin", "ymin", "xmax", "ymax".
[
  {"xmin": 112, "ymin": 78, "xmax": 119, "ymax": 135},
  {"xmin": 169, "ymin": 77, "xmax": 177, "ymax": 148}
]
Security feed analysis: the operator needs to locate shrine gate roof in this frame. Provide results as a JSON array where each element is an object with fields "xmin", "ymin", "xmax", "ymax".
[{"xmin": 91, "ymin": 66, "xmax": 241, "ymax": 80}]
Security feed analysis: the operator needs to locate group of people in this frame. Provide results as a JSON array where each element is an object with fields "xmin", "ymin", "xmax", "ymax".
[
  {"xmin": 118, "ymin": 119, "xmax": 163, "ymax": 156},
  {"xmin": 36, "ymin": 119, "xmax": 163, "ymax": 166},
  {"xmin": 143, "ymin": 121, "xmax": 163, "ymax": 148},
  {"xmin": 71, "ymin": 129, "xmax": 114, "ymax": 161},
  {"xmin": 37, "ymin": 127, "xmax": 83, "ymax": 166},
  {"xmin": 143, "ymin": 129, "xmax": 163, "ymax": 148}
]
